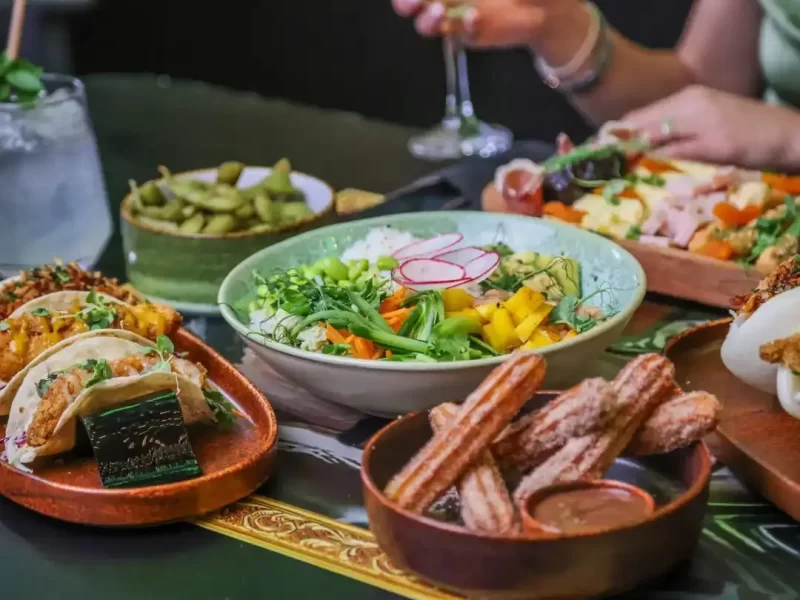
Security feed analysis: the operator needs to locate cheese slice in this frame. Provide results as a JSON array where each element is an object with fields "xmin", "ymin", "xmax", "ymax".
[{"xmin": 574, "ymin": 194, "xmax": 644, "ymax": 239}]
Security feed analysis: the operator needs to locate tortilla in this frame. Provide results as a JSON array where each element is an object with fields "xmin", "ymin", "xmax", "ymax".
[
  {"xmin": 8, "ymin": 290, "xmax": 126, "ymax": 319},
  {"xmin": 2, "ymin": 331, "xmax": 214, "ymax": 467}
]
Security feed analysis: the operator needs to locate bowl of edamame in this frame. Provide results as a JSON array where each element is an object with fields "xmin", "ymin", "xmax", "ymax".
[{"xmin": 121, "ymin": 159, "xmax": 335, "ymax": 314}]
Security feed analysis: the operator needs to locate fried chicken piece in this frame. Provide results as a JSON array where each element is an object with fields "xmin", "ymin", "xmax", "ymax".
[
  {"xmin": 731, "ymin": 254, "xmax": 800, "ymax": 315},
  {"xmin": 760, "ymin": 334, "xmax": 800, "ymax": 372}
]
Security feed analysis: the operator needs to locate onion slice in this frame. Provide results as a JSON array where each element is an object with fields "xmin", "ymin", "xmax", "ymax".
[
  {"xmin": 433, "ymin": 246, "xmax": 487, "ymax": 266},
  {"xmin": 399, "ymin": 258, "xmax": 466, "ymax": 284},
  {"xmin": 392, "ymin": 233, "xmax": 463, "ymax": 261}
]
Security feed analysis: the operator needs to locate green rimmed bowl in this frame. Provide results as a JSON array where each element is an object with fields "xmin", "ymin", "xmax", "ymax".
[
  {"xmin": 121, "ymin": 166, "xmax": 336, "ymax": 315},
  {"xmin": 219, "ymin": 211, "xmax": 646, "ymax": 415}
]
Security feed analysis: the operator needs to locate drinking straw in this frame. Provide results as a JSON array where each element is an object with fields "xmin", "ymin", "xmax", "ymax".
[{"xmin": 6, "ymin": 0, "xmax": 28, "ymax": 59}]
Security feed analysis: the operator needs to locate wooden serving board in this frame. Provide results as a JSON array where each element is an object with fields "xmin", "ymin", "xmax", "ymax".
[
  {"xmin": 665, "ymin": 319, "xmax": 800, "ymax": 522},
  {"xmin": 0, "ymin": 328, "xmax": 279, "ymax": 527},
  {"xmin": 482, "ymin": 184, "xmax": 763, "ymax": 309}
]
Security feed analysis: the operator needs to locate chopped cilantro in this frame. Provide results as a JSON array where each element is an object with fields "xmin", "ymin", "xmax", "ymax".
[{"xmin": 625, "ymin": 225, "xmax": 642, "ymax": 240}]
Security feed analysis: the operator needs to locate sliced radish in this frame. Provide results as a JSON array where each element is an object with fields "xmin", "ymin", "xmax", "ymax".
[
  {"xmin": 433, "ymin": 246, "xmax": 486, "ymax": 266},
  {"xmin": 399, "ymin": 258, "xmax": 466, "ymax": 284},
  {"xmin": 392, "ymin": 233, "xmax": 463, "ymax": 261},
  {"xmin": 464, "ymin": 252, "xmax": 500, "ymax": 283}
]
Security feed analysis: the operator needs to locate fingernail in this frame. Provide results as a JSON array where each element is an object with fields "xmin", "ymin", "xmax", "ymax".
[{"xmin": 462, "ymin": 7, "xmax": 478, "ymax": 33}]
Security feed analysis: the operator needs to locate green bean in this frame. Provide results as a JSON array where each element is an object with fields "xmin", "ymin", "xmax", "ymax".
[
  {"xmin": 139, "ymin": 181, "xmax": 166, "ymax": 206},
  {"xmin": 376, "ymin": 255, "xmax": 399, "ymax": 271},
  {"xmin": 202, "ymin": 214, "xmax": 237, "ymax": 235},
  {"xmin": 178, "ymin": 213, "xmax": 205, "ymax": 234},
  {"xmin": 216, "ymin": 161, "xmax": 245, "ymax": 186},
  {"xmin": 254, "ymin": 195, "xmax": 275, "ymax": 223},
  {"xmin": 235, "ymin": 201, "xmax": 255, "ymax": 219},
  {"xmin": 316, "ymin": 257, "xmax": 348, "ymax": 281},
  {"xmin": 160, "ymin": 198, "xmax": 185, "ymax": 223}
]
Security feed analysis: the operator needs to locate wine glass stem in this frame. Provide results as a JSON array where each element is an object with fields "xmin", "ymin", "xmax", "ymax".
[
  {"xmin": 442, "ymin": 37, "xmax": 459, "ymax": 122},
  {"xmin": 451, "ymin": 37, "xmax": 475, "ymax": 120}
]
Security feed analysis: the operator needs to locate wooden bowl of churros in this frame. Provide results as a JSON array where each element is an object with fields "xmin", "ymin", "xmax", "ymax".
[{"xmin": 361, "ymin": 353, "xmax": 717, "ymax": 599}]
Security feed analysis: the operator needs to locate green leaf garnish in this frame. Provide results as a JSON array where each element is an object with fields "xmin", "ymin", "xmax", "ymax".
[
  {"xmin": 0, "ymin": 52, "xmax": 44, "ymax": 105},
  {"xmin": 322, "ymin": 343, "xmax": 351, "ymax": 356},
  {"xmin": 203, "ymin": 389, "xmax": 236, "ymax": 427},
  {"xmin": 85, "ymin": 359, "xmax": 113, "ymax": 388},
  {"xmin": 156, "ymin": 335, "xmax": 174, "ymax": 356},
  {"xmin": 31, "ymin": 307, "xmax": 50, "ymax": 317},
  {"xmin": 625, "ymin": 225, "xmax": 642, "ymax": 240}
]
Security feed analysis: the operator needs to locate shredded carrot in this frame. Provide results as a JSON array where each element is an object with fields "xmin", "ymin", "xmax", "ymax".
[
  {"xmin": 738, "ymin": 204, "xmax": 761, "ymax": 224},
  {"xmin": 353, "ymin": 337, "xmax": 375, "ymax": 359},
  {"xmin": 543, "ymin": 201, "xmax": 586, "ymax": 224},
  {"xmin": 699, "ymin": 239, "xmax": 733, "ymax": 260},
  {"xmin": 380, "ymin": 288, "xmax": 409, "ymax": 314},
  {"xmin": 326, "ymin": 323, "xmax": 347, "ymax": 344},
  {"xmin": 386, "ymin": 317, "xmax": 403, "ymax": 332},
  {"xmin": 763, "ymin": 173, "xmax": 800, "ymax": 195},
  {"xmin": 370, "ymin": 349, "xmax": 383, "ymax": 360}
]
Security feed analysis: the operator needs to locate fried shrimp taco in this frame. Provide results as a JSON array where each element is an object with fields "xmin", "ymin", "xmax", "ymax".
[
  {"xmin": 722, "ymin": 255, "xmax": 800, "ymax": 397},
  {"xmin": 0, "ymin": 330, "xmax": 229, "ymax": 468},
  {"xmin": 0, "ymin": 289, "xmax": 182, "ymax": 389}
]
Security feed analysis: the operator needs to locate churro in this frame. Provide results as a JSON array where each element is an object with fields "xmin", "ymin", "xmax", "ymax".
[
  {"xmin": 384, "ymin": 352, "xmax": 546, "ymax": 513},
  {"xmin": 627, "ymin": 391, "xmax": 720, "ymax": 456},
  {"xmin": 513, "ymin": 354, "xmax": 676, "ymax": 504},
  {"xmin": 492, "ymin": 378, "xmax": 619, "ymax": 472},
  {"xmin": 430, "ymin": 403, "xmax": 519, "ymax": 535}
]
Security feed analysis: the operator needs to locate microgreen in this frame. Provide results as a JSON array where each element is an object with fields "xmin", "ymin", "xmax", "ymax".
[
  {"xmin": 31, "ymin": 307, "xmax": 50, "ymax": 317},
  {"xmin": 85, "ymin": 359, "xmax": 113, "ymax": 388},
  {"xmin": 203, "ymin": 389, "xmax": 236, "ymax": 426},
  {"xmin": 142, "ymin": 334, "xmax": 175, "ymax": 373}
]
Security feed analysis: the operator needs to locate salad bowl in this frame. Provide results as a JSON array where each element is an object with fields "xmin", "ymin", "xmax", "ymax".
[{"xmin": 219, "ymin": 212, "xmax": 646, "ymax": 415}]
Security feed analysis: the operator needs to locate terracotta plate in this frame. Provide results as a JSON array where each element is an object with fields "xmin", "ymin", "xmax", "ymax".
[
  {"xmin": 665, "ymin": 318, "xmax": 800, "ymax": 521},
  {"xmin": 362, "ymin": 394, "xmax": 712, "ymax": 600},
  {"xmin": 0, "ymin": 328, "xmax": 278, "ymax": 527}
]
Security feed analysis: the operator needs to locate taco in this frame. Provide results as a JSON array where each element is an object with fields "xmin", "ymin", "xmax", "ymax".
[
  {"xmin": 0, "ymin": 289, "xmax": 182, "ymax": 389},
  {"xmin": 0, "ymin": 330, "xmax": 227, "ymax": 468}
]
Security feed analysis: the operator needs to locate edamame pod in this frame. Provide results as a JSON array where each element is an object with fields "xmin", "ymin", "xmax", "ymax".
[
  {"xmin": 137, "ymin": 216, "xmax": 179, "ymax": 232},
  {"xmin": 277, "ymin": 201, "xmax": 313, "ymax": 223},
  {"xmin": 178, "ymin": 213, "xmax": 205, "ymax": 233},
  {"xmin": 139, "ymin": 181, "xmax": 166, "ymax": 206},
  {"xmin": 160, "ymin": 198, "xmax": 186, "ymax": 222},
  {"xmin": 235, "ymin": 201, "xmax": 255, "ymax": 219},
  {"xmin": 202, "ymin": 214, "xmax": 237, "ymax": 235},
  {"xmin": 181, "ymin": 205, "xmax": 197, "ymax": 218},
  {"xmin": 216, "ymin": 161, "xmax": 246, "ymax": 186},
  {"xmin": 248, "ymin": 223, "xmax": 276, "ymax": 234},
  {"xmin": 183, "ymin": 189, "xmax": 245, "ymax": 213},
  {"xmin": 254, "ymin": 195, "xmax": 275, "ymax": 223}
]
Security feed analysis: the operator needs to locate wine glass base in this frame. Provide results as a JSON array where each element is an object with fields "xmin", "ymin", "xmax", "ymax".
[{"xmin": 409, "ymin": 120, "xmax": 514, "ymax": 161}]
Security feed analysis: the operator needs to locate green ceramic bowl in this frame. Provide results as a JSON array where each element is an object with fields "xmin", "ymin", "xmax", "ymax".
[
  {"xmin": 121, "ymin": 166, "xmax": 336, "ymax": 314},
  {"xmin": 219, "ymin": 212, "xmax": 646, "ymax": 415}
]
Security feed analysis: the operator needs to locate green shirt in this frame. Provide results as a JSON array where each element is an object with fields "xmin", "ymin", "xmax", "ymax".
[{"xmin": 761, "ymin": 0, "xmax": 800, "ymax": 106}]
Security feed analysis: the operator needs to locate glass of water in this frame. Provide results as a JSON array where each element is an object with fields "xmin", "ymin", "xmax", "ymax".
[
  {"xmin": 408, "ymin": 10, "xmax": 514, "ymax": 161},
  {"xmin": 0, "ymin": 74, "xmax": 112, "ymax": 278}
]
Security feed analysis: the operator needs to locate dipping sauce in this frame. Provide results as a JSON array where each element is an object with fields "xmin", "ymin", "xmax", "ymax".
[{"xmin": 528, "ymin": 483, "xmax": 654, "ymax": 535}]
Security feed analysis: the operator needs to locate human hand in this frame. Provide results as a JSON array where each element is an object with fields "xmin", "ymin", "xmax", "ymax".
[
  {"xmin": 391, "ymin": 0, "xmax": 589, "ymax": 59},
  {"xmin": 623, "ymin": 85, "xmax": 800, "ymax": 171}
]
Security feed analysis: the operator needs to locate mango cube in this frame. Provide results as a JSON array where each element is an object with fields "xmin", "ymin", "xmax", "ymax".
[
  {"xmin": 504, "ymin": 288, "xmax": 546, "ymax": 325},
  {"xmin": 514, "ymin": 303, "xmax": 554, "ymax": 342},
  {"xmin": 475, "ymin": 301, "xmax": 501, "ymax": 321},
  {"xmin": 481, "ymin": 324, "xmax": 505, "ymax": 352},
  {"xmin": 489, "ymin": 308, "xmax": 521, "ymax": 350},
  {"xmin": 442, "ymin": 288, "xmax": 475, "ymax": 312},
  {"xmin": 522, "ymin": 328, "xmax": 560, "ymax": 350},
  {"xmin": 445, "ymin": 308, "xmax": 483, "ymax": 329}
]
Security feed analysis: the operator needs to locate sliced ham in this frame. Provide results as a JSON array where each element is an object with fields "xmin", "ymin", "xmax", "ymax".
[{"xmin": 665, "ymin": 209, "xmax": 700, "ymax": 248}]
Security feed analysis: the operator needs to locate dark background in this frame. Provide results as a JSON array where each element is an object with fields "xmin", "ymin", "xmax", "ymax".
[{"xmin": 66, "ymin": 0, "xmax": 694, "ymax": 143}]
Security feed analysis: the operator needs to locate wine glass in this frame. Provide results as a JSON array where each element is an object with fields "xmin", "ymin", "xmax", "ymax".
[{"xmin": 408, "ymin": 10, "xmax": 513, "ymax": 161}]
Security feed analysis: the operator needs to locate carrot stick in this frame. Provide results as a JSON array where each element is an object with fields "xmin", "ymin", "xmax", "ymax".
[
  {"xmin": 381, "ymin": 307, "xmax": 411, "ymax": 320},
  {"xmin": 380, "ymin": 288, "xmax": 409, "ymax": 314},
  {"xmin": 326, "ymin": 324, "xmax": 347, "ymax": 344}
]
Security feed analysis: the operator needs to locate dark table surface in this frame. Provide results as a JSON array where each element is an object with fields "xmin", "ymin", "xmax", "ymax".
[{"xmin": 3, "ymin": 74, "xmax": 799, "ymax": 600}]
